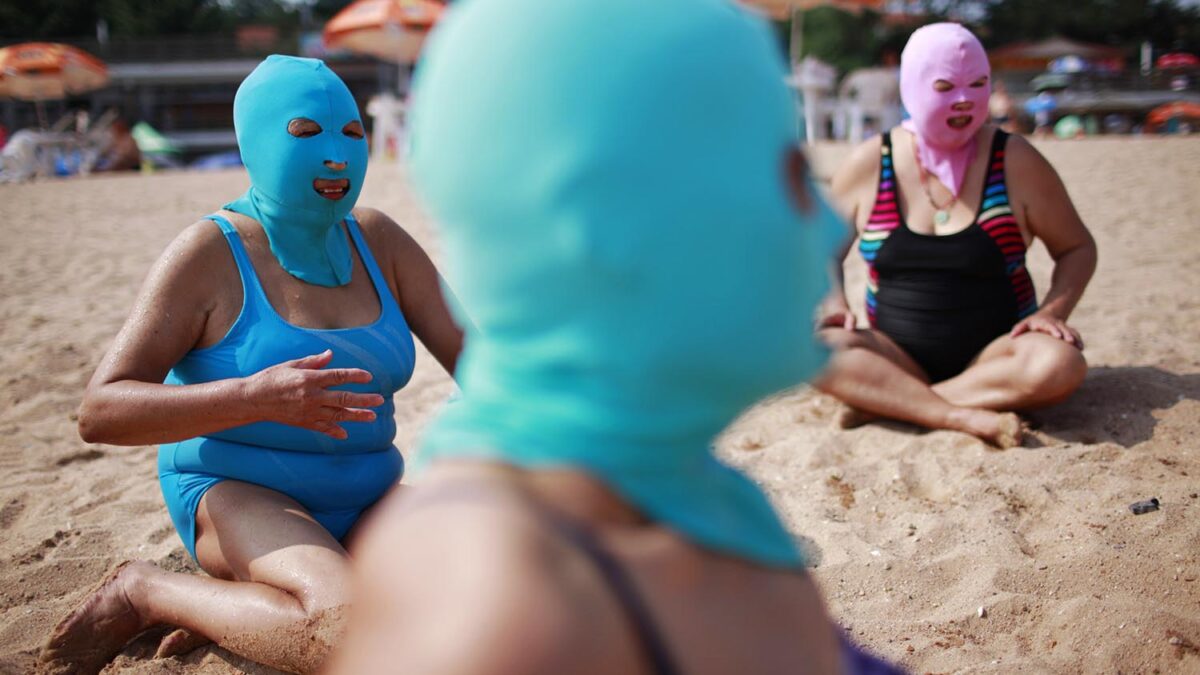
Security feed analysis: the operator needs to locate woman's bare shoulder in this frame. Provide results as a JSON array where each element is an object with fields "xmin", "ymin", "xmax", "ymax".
[
  {"xmin": 351, "ymin": 206, "xmax": 429, "ymax": 262},
  {"xmin": 1002, "ymin": 132, "xmax": 1055, "ymax": 176},
  {"xmin": 831, "ymin": 134, "xmax": 883, "ymax": 195},
  {"xmin": 142, "ymin": 217, "xmax": 239, "ymax": 305}
]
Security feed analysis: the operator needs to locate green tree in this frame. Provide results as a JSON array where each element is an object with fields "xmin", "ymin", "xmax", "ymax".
[
  {"xmin": 792, "ymin": 7, "xmax": 929, "ymax": 74},
  {"xmin": 0, "ymin": 0, "xmax": 100, "ymax": 39},
  {"xmin": 965, "ymin": 0, "xmax": 1200, "ymax": 56},
  {"xmin": 0, "ymin": 0, "xmax": 307, "ymax": 41},
  {"xmin": 95, "ymin": 0, "xmax": 231, "ymax": 37}
]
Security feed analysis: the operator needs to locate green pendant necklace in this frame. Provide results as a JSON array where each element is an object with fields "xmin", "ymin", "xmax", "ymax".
[{"xmin": 911, "ymin": 135, "xmax": 957, "ymax": 227}]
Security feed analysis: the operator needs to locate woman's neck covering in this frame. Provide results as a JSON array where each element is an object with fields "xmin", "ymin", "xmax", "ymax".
[
  {"xmin": 406, "ymin": 0, "xmax": 846, "ymax": 568},
  {"xmin": 900, "ymin": 23, "xmax": 990, "ymax": 197},
  {"xmin": 225, "ymin": 55, "xmax": 368, "ymax": 287}
]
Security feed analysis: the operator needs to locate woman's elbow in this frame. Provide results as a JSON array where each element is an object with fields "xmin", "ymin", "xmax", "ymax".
[{"xmin": 76, "ymin": 394, "xmax": 111, "ymax": 444}]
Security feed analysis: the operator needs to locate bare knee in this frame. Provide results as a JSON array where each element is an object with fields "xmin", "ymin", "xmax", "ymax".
[
  {"xmin": 289, "ymin": 555, "xmax": 353, "ymax": 615},
  {"xmin": 1015, "ymin": 337, "xmax": 1087, "ymax": 405}
]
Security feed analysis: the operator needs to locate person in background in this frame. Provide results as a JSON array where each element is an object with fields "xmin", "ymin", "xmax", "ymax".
[
  {"xmin": 95, "ymin": 118, "xmax": 142, "ymax": 172},
  {"xmin": 819, "ymin": 23, "xmax": 1096, "ymax": 447},
  {"xmin": 1025, "ymin": 89, "xmax": 1059, "ymax": 138},
  {"xmin": 989, "ymin": 79, "xmax": 1016, "ymax": 133},
  {"xmin": 39, "ymin": 55, "xmax": 462, "ymax": 674}
]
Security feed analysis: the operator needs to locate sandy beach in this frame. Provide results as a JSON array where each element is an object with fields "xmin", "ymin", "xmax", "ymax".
[{"xmin": 1, "ymin": 136, "xmax": 1197, "ymax": 673}]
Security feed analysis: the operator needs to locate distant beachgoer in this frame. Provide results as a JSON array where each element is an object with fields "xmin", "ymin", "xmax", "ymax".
[
  {"xmin": 327, "ymin": 1, "xmax": 900, "ymax": 674},
  {"xmin": 39, "ymin": 55, "xmax": 462, "ymax": 674},
  {"xmin": 1026, "ymin": 90, "xmax": 1059, "ymax": 138},
  {"xmin": 989, "ymin": 80, "xmax": 1015, "ymax": 132},
  {"xmin": 820, "ymin": 23, "xmax": 1097, "ymax": 447},
  {"xmin": 95, "ymin": 118, "xmax": 141, "ymax": 172}
]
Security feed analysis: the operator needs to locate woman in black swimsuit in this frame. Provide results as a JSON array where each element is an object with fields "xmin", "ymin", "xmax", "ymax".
[{"xmin": 818, "ymin": 24, "xmax": 1096, "ymax": 447}]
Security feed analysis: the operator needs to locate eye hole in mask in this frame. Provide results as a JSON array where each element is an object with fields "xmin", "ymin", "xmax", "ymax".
[
  {"xmin": 342, "ymin": 121, "xmax": 365, "ymax": 140},
  {"xmin": 288, "ymin": 117, "xmax": 322, "ymax": 138},
  {"xmin": 933, "ymin": 76, "xmax": 989, "ymax": 93},
  {"xmin": 783, "ymin": 146, "xmax": 814, "ymax": 215}
]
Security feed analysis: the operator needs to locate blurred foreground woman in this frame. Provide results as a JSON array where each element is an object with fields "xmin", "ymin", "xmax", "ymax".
[{"xmin": 330, "ymin": 1, "xmax": 901, "ymax": 673}]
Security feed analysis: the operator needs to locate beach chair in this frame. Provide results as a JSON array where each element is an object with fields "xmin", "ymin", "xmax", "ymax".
[{"xmin": 0, "ymin": 109, "xmax": 117, "ymax": 182}]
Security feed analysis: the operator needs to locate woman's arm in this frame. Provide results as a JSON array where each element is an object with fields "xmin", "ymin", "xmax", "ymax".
[
  {"xmin": 78, "ymin": 221, "xmax": 382, "ymax": 446},
  {"xmin": 356, "ymin": 208, "xmax": 464, "ymax": 377},
  {"xmin": 820, "ymin": 137, "xmax": 879, "ymax": 329},
  {"xmin": 1006, "ymin": 136, "xmax": 1098, "ymax": 343}
]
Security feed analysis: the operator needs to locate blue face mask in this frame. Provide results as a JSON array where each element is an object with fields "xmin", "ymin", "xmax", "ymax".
[
  {"xmin": 225, "ymin": 55, "xmax": 369, "ymax": 287},
  {"xmin": 408, "ymin": 0, "xmax": 847, "ymax": 567}
]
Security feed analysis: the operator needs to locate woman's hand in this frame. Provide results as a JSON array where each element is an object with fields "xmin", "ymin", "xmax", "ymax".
[
  {"xmin": 246, "ymin": 350, "xmax": 385, "ymax": 439},
  {"xmin": 1010, "ymin": 313, "xmax": 1084, "ymax": 349},
  {"xmin": 815, "ymin": 297, "xmax": 856, "ymax": 331}
]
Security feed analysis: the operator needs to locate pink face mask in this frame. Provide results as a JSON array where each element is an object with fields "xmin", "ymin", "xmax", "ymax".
[{"xmin": 899, "ymin": 23, "xmax": 990, "ymax": 197}]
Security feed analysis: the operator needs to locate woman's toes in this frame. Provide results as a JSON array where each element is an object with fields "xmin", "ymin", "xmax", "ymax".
[{"xmin": 39, "ymin": 560, "xmax": 153, "ymax": 675}]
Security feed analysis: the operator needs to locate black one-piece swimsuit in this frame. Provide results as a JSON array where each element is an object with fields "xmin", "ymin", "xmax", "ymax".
[{"xmin": 858, "ymin": 130, "xmax": 1038, "ymax": 383}]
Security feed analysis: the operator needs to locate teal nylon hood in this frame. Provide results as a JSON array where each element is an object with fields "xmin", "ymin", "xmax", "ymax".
[
  {"xmin": 409, "ymin": 0, "xmax": 845, "ymax": 568},
  {"xmin": 226, "ymin": 55, "xmax": 368, "ymax": 287}
]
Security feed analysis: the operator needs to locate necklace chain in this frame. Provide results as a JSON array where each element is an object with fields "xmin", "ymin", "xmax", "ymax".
[{"xmin": 910, "ymin": 135, "xmax": 957, "ymax": 214}]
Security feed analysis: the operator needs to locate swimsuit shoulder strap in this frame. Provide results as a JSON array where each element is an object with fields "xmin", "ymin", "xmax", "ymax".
[
  {"xmin": 978, "ymin": 129, "xmax": 1012, "ymax": 203},
  {"xmin": 344, "ymin": 212, "xmax": 403, "ymax": 320},
  {"xmin": 203, "ymin": 213, "xmax": 271, "ymax": 311},
  {"xmin": 544, "ymin": 512, "xmax": 682, "ymax": 675},
  {"xmin": 989, "ymin": 129, "xmax": 1009, "ymax": 169}
]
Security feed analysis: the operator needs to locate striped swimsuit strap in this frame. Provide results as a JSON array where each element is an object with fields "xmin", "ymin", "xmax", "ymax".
[
  {"xmin": 858, "ymin": 130, "xmax": 1038, "ymax": 323},
  {"xmin": 974, "ymin": 130, "xmax": 1038, "ymax": 318},
  {"xmin": 859, "ymin": 132, "xmax": 902, "ymax": 323}
]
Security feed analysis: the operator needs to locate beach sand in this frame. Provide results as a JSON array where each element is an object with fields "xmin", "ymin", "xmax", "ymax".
[{"xmin": 1, "ymin": 137, "xmax": 1197, "ymax": 673}]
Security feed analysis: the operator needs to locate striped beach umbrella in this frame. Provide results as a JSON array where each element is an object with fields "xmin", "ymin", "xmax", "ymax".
[{"xmin": 0, "ymin": 42, "xmax": 108, "ymax": 102}]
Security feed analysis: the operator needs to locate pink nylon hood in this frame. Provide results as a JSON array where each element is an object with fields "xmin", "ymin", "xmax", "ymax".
[{"xmin": 899, "ymin": 23, "xmax": 990, "ymax": 197}]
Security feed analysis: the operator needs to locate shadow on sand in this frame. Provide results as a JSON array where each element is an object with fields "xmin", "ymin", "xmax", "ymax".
[{"xmin": 1026, "ymin": 366, "xmax": 1200, "ymax": 449}]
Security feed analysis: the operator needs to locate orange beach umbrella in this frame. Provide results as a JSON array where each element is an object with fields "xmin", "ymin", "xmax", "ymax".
[
  {"xmin": 0, "ymin": 42, "xmax": 108, "ymax": 102},
  {"xmin": 323, "ymin": 0, "xmax": 445, "ymax": 64},
  {"xmin": 740, "ymin": 0, "xmax": 886, "ymax": 20},
  {"xmin": 1145, "ymin": 101, "xmax": 1200, "ymax": 130}
]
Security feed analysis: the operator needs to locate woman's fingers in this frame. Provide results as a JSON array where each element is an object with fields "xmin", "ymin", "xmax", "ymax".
[
  {"xmin": 311, "ymin": 367, "xmax": 374, "ymax": 387},
  {"xmin": 286, "ymin": 349, "xmax": 334, "ymax": 369},
  {"xmin": 319, "ymin": 389, "xmax": 385, "ymax": 409},
  {"xmin": 308, "ymin": 420, "xmax": 349, "ymax": 440},
  {"xmin": 322, "ymin": 406, "xmax": 378, "ymax": 423}
]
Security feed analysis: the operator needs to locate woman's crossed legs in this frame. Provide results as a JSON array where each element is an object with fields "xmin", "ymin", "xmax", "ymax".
[{"xmin": 816, "ymin": 327, "xmax": 1086, "ymax": 447}]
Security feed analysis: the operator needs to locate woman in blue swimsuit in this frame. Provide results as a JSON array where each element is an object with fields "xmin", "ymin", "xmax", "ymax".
[{"xmin": 40, "ymin": 56, "xmax": 462, "ymax": 674}]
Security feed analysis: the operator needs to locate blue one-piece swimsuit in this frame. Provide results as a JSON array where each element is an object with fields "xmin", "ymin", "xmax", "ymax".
[{"xmin": 158, "ymin": 213, "xmax": 415, "ymax": 561}]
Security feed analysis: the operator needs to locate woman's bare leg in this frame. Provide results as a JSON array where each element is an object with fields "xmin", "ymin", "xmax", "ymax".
[
  {"xmin": 40, "ymin": 481, "xmax": 352, "ymax": 674},
  {"xmin": 816, "ymin": 327, "xmax": 1022, "ymax": 447},
  {"xmin": 933, "ymin": 332, "xmax": 1087, "ymax": 411}
]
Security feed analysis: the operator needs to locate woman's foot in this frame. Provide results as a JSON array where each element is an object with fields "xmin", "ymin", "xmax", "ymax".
[
  {"xmin": 39, "ymin": 560, "xmax": 155, "ymax": 675},
  {"xmin": 155, "ymin": 628, "xmax": 211, "ymax": 659},
  {"xmin": 949, "ymin": 409, "xmax": 1023, "ymax": 449},
  {"xmin": 833, "ymin": 403, "xmax": 877, "ymax": 429}
]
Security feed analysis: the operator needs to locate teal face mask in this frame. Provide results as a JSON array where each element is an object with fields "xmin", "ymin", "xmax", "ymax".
[
  {"xmin": 225, "ymin": 55, "xmax": 369, "ymax": 287},
  {"xmin": 408, "ymin": 0, "xmax": 847, "ymax": 567}
]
